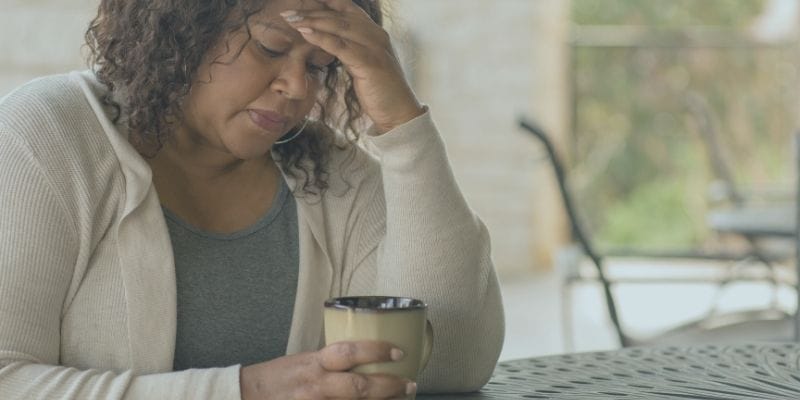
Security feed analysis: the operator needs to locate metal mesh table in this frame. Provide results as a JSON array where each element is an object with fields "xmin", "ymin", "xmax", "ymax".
[{"xmin": 418, "ymin": 343, "xmax": 800, "ymax": 399}]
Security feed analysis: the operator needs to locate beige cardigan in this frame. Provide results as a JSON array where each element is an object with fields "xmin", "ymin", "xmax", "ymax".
[{"xmin": 0, "ymin": 71, "xmax": 504, "ymax": 399}]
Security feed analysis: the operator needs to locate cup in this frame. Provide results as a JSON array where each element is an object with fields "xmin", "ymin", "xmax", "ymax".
[{"xmin": 324, "ymin": 296, "xmax": 434, "ymax": 399}]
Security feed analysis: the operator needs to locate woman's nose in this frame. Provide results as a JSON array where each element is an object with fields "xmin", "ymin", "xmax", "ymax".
[{"xmin": 271, "ymin": 60, "xmax": 310, "ymax": 100}]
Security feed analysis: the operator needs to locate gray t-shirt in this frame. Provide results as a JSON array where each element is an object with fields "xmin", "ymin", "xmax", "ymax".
[{"xmin": 165, "ymin": 179, "xmax": 298, "ymax": 370}]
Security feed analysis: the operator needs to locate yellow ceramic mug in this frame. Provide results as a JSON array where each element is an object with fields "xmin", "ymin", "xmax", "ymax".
[{"xmin": 323, "ymin": 296, "xmax": 434, "ymax": 400}]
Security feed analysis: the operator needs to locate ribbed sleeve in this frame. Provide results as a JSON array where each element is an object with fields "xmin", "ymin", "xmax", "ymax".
[
  {"xmin": 0, "ymin": 133, "xmax": 131, "ymax": 399},
  {"xmin": 0, "ymin": 361, "xmax": 241, "ymax": 400},
  {"xmin": 0, "ymin": 133, "xmax": 78, "ymax": 366},
  {"xmin": 347, "ymin": 110, "xmax": 505, "ymax": 393}
]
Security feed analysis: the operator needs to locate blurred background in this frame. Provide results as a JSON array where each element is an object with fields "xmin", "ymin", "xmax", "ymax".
[{"xmin": 3, "ymin": 0, "xmax": 799, "ymax": 361}]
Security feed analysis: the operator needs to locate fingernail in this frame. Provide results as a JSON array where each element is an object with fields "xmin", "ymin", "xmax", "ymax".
[
  {"xmin": 406, "ymin": 381, "xmax": 418, "ymax": 395},
  {"xmin": 296, "ymin": 27, "xmax": 313, "ymax": 35},
  {"xmin": 390, "ymin": 348, "xmax": 405, "ymax": 361},
  {"xmin": 280, "ymin": 10, "xmax": 304, "ymax": 22}
]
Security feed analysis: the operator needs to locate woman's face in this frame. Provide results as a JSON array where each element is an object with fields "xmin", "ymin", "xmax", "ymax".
[{"xmin": 178, "ymin": 0, "xmax": 335, "ymax": 160}]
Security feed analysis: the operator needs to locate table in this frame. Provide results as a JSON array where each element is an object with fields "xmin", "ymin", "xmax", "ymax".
[
  {"xmin": 707, "ymin": 206, "xmax": 795, "ymax": 238},
  {"xmin": 418, "ymin": 343, "xmax": 800, "ymax": 399}
]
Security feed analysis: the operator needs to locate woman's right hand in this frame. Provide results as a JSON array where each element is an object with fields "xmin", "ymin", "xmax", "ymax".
[{"xmin": 240, "ymin": 340, "xmax": 416, "ymax": 399}]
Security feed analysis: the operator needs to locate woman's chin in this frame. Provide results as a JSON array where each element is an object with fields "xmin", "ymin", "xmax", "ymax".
[{"xmin": 225, "ymin": 140, "xmax": 275, "ymax": 161}]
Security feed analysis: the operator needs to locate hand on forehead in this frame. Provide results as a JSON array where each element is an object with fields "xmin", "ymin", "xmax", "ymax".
[
  {"xmin": 273, "ymin": 0, "xmax": 368, "ymax": 13},
  {"xmin": 276, "ymin": 0, "xmax": 328, "ymax": 12}
]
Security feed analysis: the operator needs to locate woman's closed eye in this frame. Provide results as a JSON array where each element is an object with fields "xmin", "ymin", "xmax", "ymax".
[
  {"xmin": 307, "ymin": 61, "xmax": 335, "ymax": 74},
  {"xmin": 257, "ymin": 42, "xmax": 286, "ymax": 58},
  {"xmin": 257, "ymin": 42, "xmax": 333, "ymax": 75}
]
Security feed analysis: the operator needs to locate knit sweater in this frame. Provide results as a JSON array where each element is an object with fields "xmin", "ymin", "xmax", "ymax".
[{"xmin": 0, "ymin": 71, "xmax": 504, "ymax": 399}]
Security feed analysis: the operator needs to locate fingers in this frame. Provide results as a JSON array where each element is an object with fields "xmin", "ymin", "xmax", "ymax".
[
  {"xmin": 313, "ymin": 0, "xmax": 365, "ymax": 14},
  {"xmin": 280, "ymin": 0, "xmax": 419, "ymax": 132},
  {"xmin": 318, "ymin": 340, "xmax": 403, "ymax": 371},
  {"xmin": 322, "ymin": 372, "xmax": 414, "ymax": 399},
  {"xmin": 283, "ymin": 9, "xmax": 387, "ymax": 50},
  {"xmin": 287, "ymin": 10, "xmax": 362, "ymax": 37},
  {"xmin": 316, "ymin": 342, "xmax": 415, "ymax": 399},
  {"xmin": 289, "ymin": 20, "xmax": 393, "ymax": 78},
  {"xmin": 297, "ymin": 28, "xmax": 372, "ymax": 70}
]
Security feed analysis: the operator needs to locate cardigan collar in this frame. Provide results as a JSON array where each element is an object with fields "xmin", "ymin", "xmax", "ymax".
[
  {"xmin": 72, "ymin": 70, "xmax": 334, "ymax": 368},
  {"xmin": 72, "ymin": 71, "xmax": 153, "ymax": 218}
]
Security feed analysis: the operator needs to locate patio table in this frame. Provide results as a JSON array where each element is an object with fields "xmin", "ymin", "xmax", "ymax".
[
  {"xmin": 418, "ymin": 342, "xmax": 800, "ymax": 399},
  {"xmin": 706, "ymin": 205, "xmax": 795, "ymax": 238}
]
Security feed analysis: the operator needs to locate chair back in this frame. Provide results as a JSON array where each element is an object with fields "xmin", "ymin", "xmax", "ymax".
[
  {"xmin": 518, "ymin": 118, "xmax": 629, "ymax": 346},
  {"xmin": 685, "ymin": 92, "xmax": 746, "ymax": 206}
]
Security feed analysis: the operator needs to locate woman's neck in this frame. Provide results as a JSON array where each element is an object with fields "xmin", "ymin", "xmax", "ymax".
[{"xmin": 143, "ymin": 140, "xmax": 282, "ymax": 234}]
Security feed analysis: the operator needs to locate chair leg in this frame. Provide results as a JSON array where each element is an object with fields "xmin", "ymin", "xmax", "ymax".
[
  {"xmin": 560, "ymin": 279, "xmax": 575, "ymax": 352},
  {"xmin": 743, "ymin": 236, "xmax": 782, "ymax": 309}
]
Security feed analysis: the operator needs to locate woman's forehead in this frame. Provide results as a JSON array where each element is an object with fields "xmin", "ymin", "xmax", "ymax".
[
  {"xmin": 260, "ymin": 0, "xmax": 327, "ymax": 14},
  {"xmin": 249, "ymin": 0, "xmax": 319, "ymax": 33},
  {"xmin": 249, "ymin": 2, "xmax": 335, "ymax": 59},
  {"xmin": 249, "ymin": 0, "xmax": 326, "ymax": 32}
]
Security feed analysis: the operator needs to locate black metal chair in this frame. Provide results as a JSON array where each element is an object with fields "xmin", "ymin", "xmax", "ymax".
[
  {"xmin": 518, "ymin": 118, "xmax": 798, "ymax": 348},
  {"xmin": 685, "ymin": 92, "xmax": 795, "ymax": 269}
]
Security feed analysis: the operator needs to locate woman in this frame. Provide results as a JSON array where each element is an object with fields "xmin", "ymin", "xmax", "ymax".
[{"xmin": 0, "ymin": 0, "xmax": 504, "ymax": 398}]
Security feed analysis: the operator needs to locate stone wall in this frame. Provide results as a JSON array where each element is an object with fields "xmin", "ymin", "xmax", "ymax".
[{"xmin": 0, "ymin": 0, "xmax": 571, "ymax": 277}]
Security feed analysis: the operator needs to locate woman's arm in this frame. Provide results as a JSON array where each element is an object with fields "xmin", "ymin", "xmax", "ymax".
[
  {"xmin": 348, "ymin": 111, "xmax": 505, "ymax": 393},
  {"xmin": 285, "ymin": 0, "xmax": 504, "ymax": 391}
]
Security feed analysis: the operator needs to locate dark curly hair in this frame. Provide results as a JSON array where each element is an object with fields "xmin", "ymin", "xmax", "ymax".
[{"xmin": 85, "ymin": 0, "xmax": 383, "ymax": 194}]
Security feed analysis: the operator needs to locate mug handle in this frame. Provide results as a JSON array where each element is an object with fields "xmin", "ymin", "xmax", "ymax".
[{"xmin": 420, "ymin": 320, "xmax": 434, "ymax": 371}]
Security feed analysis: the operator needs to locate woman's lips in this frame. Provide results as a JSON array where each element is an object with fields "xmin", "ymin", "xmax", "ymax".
[{"xmin": 248, "ymin": 109, "xmax": 288, "ymax": 132}]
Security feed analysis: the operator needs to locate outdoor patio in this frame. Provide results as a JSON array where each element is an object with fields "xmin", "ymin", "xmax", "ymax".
[{"xmin": 499, "ymin": 256, "xmax": 797, "ymax": 361}]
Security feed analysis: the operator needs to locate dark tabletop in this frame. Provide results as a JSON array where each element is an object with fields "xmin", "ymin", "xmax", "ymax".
[{"xmin": 418, "ymin": 343, "xmax": 800, "ymax": 399}]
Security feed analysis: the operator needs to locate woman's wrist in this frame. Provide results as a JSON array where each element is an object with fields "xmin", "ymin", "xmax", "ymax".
[{"xmin": 372, "ymin": 102, "xmax": 427, "ymax": 135}]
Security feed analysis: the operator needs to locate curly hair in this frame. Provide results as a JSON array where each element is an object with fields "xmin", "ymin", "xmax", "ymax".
[{"xmin": 85, "ymin": 0, "xmax": 383, "ymax": 194}]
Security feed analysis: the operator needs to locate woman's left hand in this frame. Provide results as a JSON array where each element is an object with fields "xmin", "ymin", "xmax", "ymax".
[{"xmin": 282, "ymin": 0, "xmax": 424, "ymax": 134}]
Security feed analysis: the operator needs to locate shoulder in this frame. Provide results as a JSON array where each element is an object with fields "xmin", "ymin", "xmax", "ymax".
[
  {"xmin": 0, "ymin": 73, "xmax": 89, "ymax": 133},
  {"xmin": 1, "ymin": 70, "xmax": 113, "ymax": 145},
  {"xmin": 0, "ymin": 72, "xmax": 115, "ymax": 157},
  {"xmin": 0, "ymin": 72, "xmax": 123, "ymax": 204}
]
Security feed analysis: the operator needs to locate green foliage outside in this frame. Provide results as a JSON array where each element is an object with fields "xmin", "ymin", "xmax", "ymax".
[
  {"xmin": 573, "ymin": 0, "xmax": 765, "ymax": 26},
  {"xmin": 570, "ymin": 0, "xmax": 798, "ymax": 251}
]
